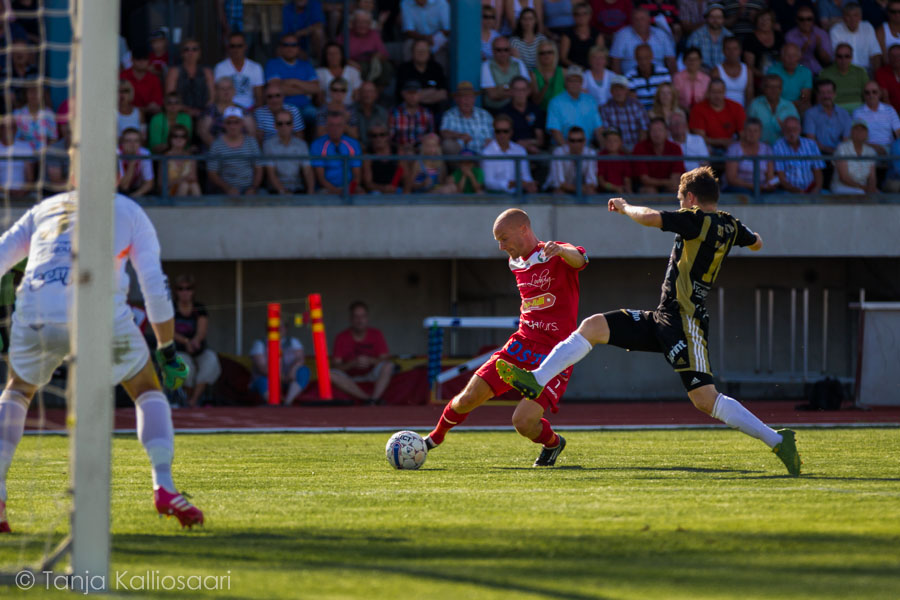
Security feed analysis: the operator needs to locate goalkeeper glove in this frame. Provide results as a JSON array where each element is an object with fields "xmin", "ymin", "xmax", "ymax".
[{"xmin": 155, "ymin": 341, "xmax": 189, "ymax": 390}]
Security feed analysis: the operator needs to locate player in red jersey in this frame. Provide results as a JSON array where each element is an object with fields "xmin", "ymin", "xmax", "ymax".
[{"xmin": 423, "ymin": 208, "xmax": 587, "ymax": 466}]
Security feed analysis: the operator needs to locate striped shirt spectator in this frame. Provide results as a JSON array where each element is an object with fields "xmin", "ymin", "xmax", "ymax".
[
  {"xmin": 254, "ymin": 103, "xmax": 305, "ymax": 140},
  {"xmin": 773, "ymin": 126, "xmax": 824, "ymax": 192},
  {"xmin": 851, "ymin": 95, "xmax": 900, "ymax": 150},
  {"xmin": 626, "ymin": 64, "xmax": 672, "ymax": 110},
  {"xmin": 208, "ymin": 135, "xmax": 263, "ymax": 192}
]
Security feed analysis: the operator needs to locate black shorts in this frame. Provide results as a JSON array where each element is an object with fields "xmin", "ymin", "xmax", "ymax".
[{"xmin": 604, "ymin": 308, "xmax": 714, "ymax": 392}]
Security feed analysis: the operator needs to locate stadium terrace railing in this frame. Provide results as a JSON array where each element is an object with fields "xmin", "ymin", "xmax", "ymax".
[{"xmin": 19, "ymin": 152, "xmax": 897, "ymax": 205}]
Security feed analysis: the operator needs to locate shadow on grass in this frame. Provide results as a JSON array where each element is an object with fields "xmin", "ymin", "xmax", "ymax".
[
  {"xmin": 737, "ymin": 474, "xmax": 900, "ymax": 482},
  {"xmin": 494, "ymin": 465, "xmax": 764, "ymax": 474}
]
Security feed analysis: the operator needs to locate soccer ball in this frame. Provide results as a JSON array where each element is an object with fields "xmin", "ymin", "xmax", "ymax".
[{"xmin": 385, "ymin": 430, "xmax": 428, "ymax": 470}]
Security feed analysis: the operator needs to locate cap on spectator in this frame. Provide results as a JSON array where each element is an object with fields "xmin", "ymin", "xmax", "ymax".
[
  {"xmin": 603, "ymin": 127, "xmax": 623, "ymax": 137},
  {"xmin": 460, "ymin": 148, "xmax": 476, "ymax": 157},
  {"xmin": 565, "ymin": 65, "xmax": 584, "ymax": 79},
  {"xmin": 223, "ymin": 106, "xmax": 243, "ymax": 120},
  {"xmin": 453, "ymin": 81, "xmax": 480, "ymax": 95},
  {"xmin": 609, "ymin": 74, "xmax": 630, "ymax": 88},
  {"xmin": 149, "ymin": 29, "xmax": 167, "ymax": 40},
  {"xmin": 851, "ymin": 119, "xmax": 869, "ymax": 130},
  {"xmin": 704, "ymin": 3, "xmax": 725, "ymax": 16},
  {"xmin": 402, "ymin": 80, "xmax": 422, "ymax": 92}
]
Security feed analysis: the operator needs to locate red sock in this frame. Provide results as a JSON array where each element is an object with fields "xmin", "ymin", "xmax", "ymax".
[
  {"xmin": 428, "ymin": 403, "xmax": 470, "ymax": 445},
  {"xmin": 531, "ymin": 418, "xmax": 558, "ymax": 447}
]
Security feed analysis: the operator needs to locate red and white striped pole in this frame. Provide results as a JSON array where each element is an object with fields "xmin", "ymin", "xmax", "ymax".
[
  {"xmin": 308, "ymin": 293, "xmax": 333, "ymax": 400},
  {"xmin": 267, "ymin": 303, "xmax": 281, "ymax": 405}
]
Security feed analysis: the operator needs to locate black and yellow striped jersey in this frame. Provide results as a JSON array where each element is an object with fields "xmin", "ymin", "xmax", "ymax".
[{"xmin": 658, "ymin": 207, "xmax": 757, "ymax": 322}]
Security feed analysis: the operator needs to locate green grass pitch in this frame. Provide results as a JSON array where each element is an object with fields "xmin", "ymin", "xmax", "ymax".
[{"xmin": 2, "ymin": 429, "xmax": 899, "ymax": 599}]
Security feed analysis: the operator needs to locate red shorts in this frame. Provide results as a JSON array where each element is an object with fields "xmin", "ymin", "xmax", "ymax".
[{"xmin": 475, "ymin": 336, "xmax": 573, "ymax": 413}]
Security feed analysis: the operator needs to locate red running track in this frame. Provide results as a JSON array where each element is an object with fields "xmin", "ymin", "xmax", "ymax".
[{"xmin": 24, "ymin": 401, "xmax": 900, "ymax": 433}]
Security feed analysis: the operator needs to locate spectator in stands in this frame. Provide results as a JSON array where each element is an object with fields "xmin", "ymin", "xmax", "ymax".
[
  {"xmin": 668, "ymin": 109, "xmax": 708, "ymax": 171},
  {"xmin": 592, "ymin": 0, "xmax": 633, "ymax": 38},
  {"xmin": 161, "ymin": 124, "xmax": 201, "ymax": 197},
  {"xmin": 672, "ymin": 47, "xmax": 710, "ymax": 111},
  {"xmin": 311, "ymin": 109, "xmax": 363, "ymax": 193},
  {"xmin": 742, "ymin": 9, "xmax": 783, "ymax": 88},
  {"xmin": 353, "ymin": 81, "xmax": 389, "ymax": 149},
  {"xmin": 249, "ymin": 323, "xmax": 310, "ymax": 406},
  {"xmin": 405, "ymin": 132, "xmax": 455, "ymax": 194},
  {"xmin": 173, "ymin": 274, "xmax": 222, "ymax": 408},
  {"xmin": 264, "ymin": 108, "xmax": 314, "ymax": 195},
  {"xmin": 545, "ymin": 125, "xmax": 598, "ymax": 193},
  {"xmin": 715, "ymin": 36, "xmax": 752, "ymax": 107},
  {"xmin": 508, "ymin": 0, "xmax": 546, "ymax": 32},
  {"xmin": 282, "ymin": 0, "xmax": 326, "ymax": 60},
  {"xmin": 512, "ymin": 8, "xmax": 548, "ymax": 69},
  {"xmin": 601, "ymin": 73, "xmax": 648, "ymax": 151},
  {"xmin": 389, "ymin": 80, "xmax": 436, "ymax": 154},
  {"xmin": 315, "ymin": 81, "xmax": 360, "ymax": 139},
  {"xmin": 9, "ymin": 0, "xmax": 40, "ymax": 44},
  {"xmin": 395, "ymin": 39, "xmax": 449, "ymax": 119},
  {"xmin": 482, "ymin": 113, "xmax": 538, "ymax": 192},
  {"xmin": 500, "ymin": 75, "xmax": 546, "ymax": 154},
  {"xmin": 882, "ymin": 134, "xmax": 900, "ymax": 191},
  {"xmin": 560, "ymin": 2, "xmax": 604, "ymax": 68},
  {"xmin": 722, "ymin": 0, "xmax": 763, "ymax": 38},
  {"xmin": 547, "ymin": 65, "xmax": 604, "ymax": 147},
  {"xmin": 148, "ymin": 29, "xmax": 169, "ymax": 79},
  {"xmin": 451, "ymin": 148, "xmax": 485, "ymax": 193},
  {"xmin": 441, "ymin": 81, "xmax": 495, "ymax": 153},
  {"xmin": 785, "ymin": 5, "xmax": 831, "ymax": 76},
  {"xmin": 648, "ymin": 82, "xmax": 679, "ymax": 121},
  {"xmin": 770, "ymin": 0, "xmax": 811, "ymax": 33},
  {"xmin": 0, "ymin": 117, "xmax": 34, "ymax": 198},
  {"xmin": 330, "ymin": 300, "xmax": 395, "ymax": 404},
  {"xmin": 343, "ymin": 8, "xmax": 392, "ymax": 87},
  {"xmin": 639, "ymin": 0, "xmax": 681, "ymax": 36},
  {"xmin": 217, "ymin": 0, "xmax": 244, "ymax": 39},
  {"xmin": 45, "ymin": 122, "xmax": 70, "ymax": 193},
  {"xmin": 120, "ymin": 46, "xmax": 164, "ymax": 117},
  {"xmin": 544, "ymin": 0, "xmax": 575, "ymax": 37},
  {"xmin": 724, "ymin": 117, "xmax": 776, "ymax": 192},
  {"xmin": 165, "ymin": 38, "xmax": 214, "ymax": 120},
  {"xmin": 767, "ymin": 43, "xmax": 812, "ymax": 112},
  {"xmin": 532, "ymin": 39, "xmax": 566, "ymax": 110},
  {"xmin": 831, "ymin": 2, "xmax": 882, "ymax": 73},
  {"xmin": 688, "ymin": 77, "xmax": 744, "ymax": 155},
  {"xmin": 867, "ymin": 0, "xmax": 892, "ymax": 37},
  {"xmin": 254, "ymin": 80, "xmax": 305, "ymax": 143},
  {"xmin": 482, "ymin": 4, "xmax": 502, "ymax": 61},
  {"xmin": 198, "ymin": 77, "xmax": 256, "ymax": 150},
  {"xmin": 852, "ymin": 80, "xmax": 900, "ymax": 154},
  {"xmin": 117, "ymin": 80, "xmax": 143, "ymax": 139},
  {"xmin": 818, "ymin": 0, "xmax": 844, "ymax": 30},
  {"xmin": 876, "ymin": 43, "xmax": 900, "ymax": 115},
  {"xmin": 803, "ymin": 79, "xmax": 852, "ymax": 156},
  {"xmin": 820, "ymin": 44, "xmax": 869, "ymax": 113},
  {"xmin": 747, "ymin": 74, "xmax": 800, "ymax": 146},
  {"xmin": 207, "ymin": 106, "xmax": 263, "ymax": 195},
  {"xmin": 265, "ymin": 33, "xmax": 320, "ymax": 122},
  {"xmin": 627, "ymin": 44, "xmax": 672, "ymax": 110},
  {"xmin": 678, "ymin": 0, "xmax": 707, "ymax": 37},
  {"xmin": 403, "ymin": 0, "xmax": 451, "ymax": 65},
  {"xmin": 596, "ymin": 127, "xmax": 631, "ymax": 192},
  {"xmin": 1, "ymin": 42, "xmax": 37, "ymax": 109},
  {"xmin": 214, "ymin": 32, "xmax": 264, "ymax": 110},
  {"xmin": 363, "ymin": 121, "xmax": 404, "ymax": 193},
  {"xmin": 832, "ymin": 120, "xmax": 878, "ymax": 193},
  {"xmin": 582, "ymin": 45, "xmax": 613, "ymax": 105},
  {"xmin": 632, "ymin": 117, "xmax": 685, "ymax": 192},
  {"xmin": 148, "ymin": 92, "xmax": 192, "ymax": 154},
  {"xmin": 482, "ymin": 36, "xmax": 531, "ymax": 112},
  {"xmin": 686, "ymin": 4, "xmax": 731, "ymax": 70},
  {"xmin": 14, "ymin": 84, "xmax": 57, "ymax": 152},
  {"xmin": 316, "ymin": 41, "xmax": 362, "ymax": 107},
  {"xmin": 877, "ymin": 0, "xmax": 900, "ymax": 56},
  {"xmin": 611, "ymin": 8, "xmax": 676, "ymax": 74},
  {"xmin": 116, "ymin": 127, "xmax": 154, "ymax": 198},
  {"xmin": 773, "ymin": 116, "xmax": 824, "ymax": 193}
]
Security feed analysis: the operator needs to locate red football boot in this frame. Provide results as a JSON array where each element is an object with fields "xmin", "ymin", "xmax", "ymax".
[
  {"xmin": 0, "ymin": 499, "xmax": 10, "ymax": 533},
  {"xmin": 154, "ymin": 488, "xmax": 204, "ymax": 529}
]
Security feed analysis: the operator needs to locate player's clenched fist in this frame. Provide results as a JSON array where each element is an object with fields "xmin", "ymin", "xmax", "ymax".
[
  {"xmin": 608, "ymin": 197, "xmax": 628, "ymax": 213},
  {"xmin": 154, "ymin": 342, "xmax": 190, "ymax": 390},
  {"xmin": 542, "ymin": 241, "xmax": 564, "ymax": 257}
]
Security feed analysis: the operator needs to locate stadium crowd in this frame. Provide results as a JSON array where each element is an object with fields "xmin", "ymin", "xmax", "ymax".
[{"xmin": 4, "ymin": 0, "xmax": 900, "ymax": 197}]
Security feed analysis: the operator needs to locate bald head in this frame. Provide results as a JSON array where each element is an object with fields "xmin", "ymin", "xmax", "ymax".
[
  {"xmin": 493, "ymin": 209, "xmax": 537, "ymax": 259},
  {"xmin": 494, "ymin": 208, "xmax": 531, "ymax": 230}
]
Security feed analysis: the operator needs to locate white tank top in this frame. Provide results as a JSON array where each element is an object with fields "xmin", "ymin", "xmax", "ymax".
[
  {"xmin": 882, "ymin": 22, "xmax": 900, "ymax": 54},
  {"xmin": 716, "ymin": 62, "xmax": 748, "ymax": 107}
]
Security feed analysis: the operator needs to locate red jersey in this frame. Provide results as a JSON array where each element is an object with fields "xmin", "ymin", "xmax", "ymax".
[
  {"xmin": 510, "ymin": 242, "xmax": 586, "ymax": 347},
  {"xmin": 120, "ymin": 68, "xmax": 163, "ymax": 110},
  {"xmin": 333, "ymin": 327, "xmax": 389, "ymax": 376}
]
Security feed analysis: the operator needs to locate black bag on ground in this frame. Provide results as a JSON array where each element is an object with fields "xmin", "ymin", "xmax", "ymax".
[{"xmin": 797, "ymin": 377, "xmax": 845, "ymax": 411}]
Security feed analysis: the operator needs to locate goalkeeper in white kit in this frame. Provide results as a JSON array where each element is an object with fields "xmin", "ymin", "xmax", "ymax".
[{"xmin": 0, "ymin": 191, "xmax": 204, "ymax": 531}]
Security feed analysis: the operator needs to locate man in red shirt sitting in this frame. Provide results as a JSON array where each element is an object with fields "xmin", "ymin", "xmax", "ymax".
[
  {"xmin": 631, "ymin": 117, "xmax": 685, "ymax": 193},
  {"xmin": 330, "ymin": 301, "xmax": 394, "ymax": 404},
  {"xmin": 688, "ymin": 78, "xmax": 745, "ymax": 155},
  {"xmin": 120, "ymin": 45, "xmax": 164, "ymax": 117}
]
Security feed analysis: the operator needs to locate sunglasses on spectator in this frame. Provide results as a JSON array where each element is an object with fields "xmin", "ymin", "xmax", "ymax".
[
  {"xmin": 539, "ymin": 50, "xmax": 554, "ymax": 55},
  {"xmin": 267, "ymin": 93, "xmax": 283, "ymax": 98},
  {"xmin": 182, "ymin": 46, "xmax": 200, "ymax": 52},
  {"xmin": 171, "ymin": 133, "xmax": 187, "ymax": 139},
  {"xmin": 331, "ymin": 87, "xmax": 347, "ymax": 92},
  {"xmin": 229, "ymin": 43, "xmax": 245, "ymax": 48},
  {"xmin": 494, "ymin": 47, "xmax": 510, "ymax": 52},
  {"xmin": 225, "ymin": 118, "xmax": 242, "ymax": 124},
  {"xmin": 176, "ymin": 286, "xmax": 193, "ymax": 291},
  {"xmin": 494, "ymin": 128, "xmax": 511, "ymax": 134},
  {"xmin": 276, "ymin": 120, "xmax": 293, "ymax": 126},
  {"xmin": 482, "ymin": 13, "xmax": 495, "ymax": 18},
  {"xmin": 796, "ymin": 16, "xmax": 814, "ymax": 21},
  {"xmin": 865, "ymin": 89, "xmax": 880, "ymax": 95},
  {"xmin": 568, "ymin": 137, "xmax": 585, "ymax": 143},
  {"xmin": 370, "ymin": 131, "xmax": 388, "ymax": 137},
  {"xmin": 281, "ymin": 42, "xmax": 299, "ymax": 47},
  {"xmin": 836, "ymin": 53, "xmax": 851, "ymax": 58}
]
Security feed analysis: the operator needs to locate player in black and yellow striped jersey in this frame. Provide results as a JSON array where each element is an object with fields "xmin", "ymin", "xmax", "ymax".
[{"xmin": 496, "ymin": 166, "xmax": 802, "ymax": 475}]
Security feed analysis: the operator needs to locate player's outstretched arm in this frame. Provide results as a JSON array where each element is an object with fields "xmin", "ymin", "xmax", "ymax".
[
  {"xmin": 608, "ymin": 197, "xmax": 663, "ymax": 228},
  {"xmin": 542, "ymin": 241, "xmax": 586, "ymax": 269}
]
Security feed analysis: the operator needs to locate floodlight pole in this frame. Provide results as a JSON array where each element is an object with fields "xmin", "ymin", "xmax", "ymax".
[{"xmin": 70, "ymin": 0, "xmax": 120, "ymax": 591}]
